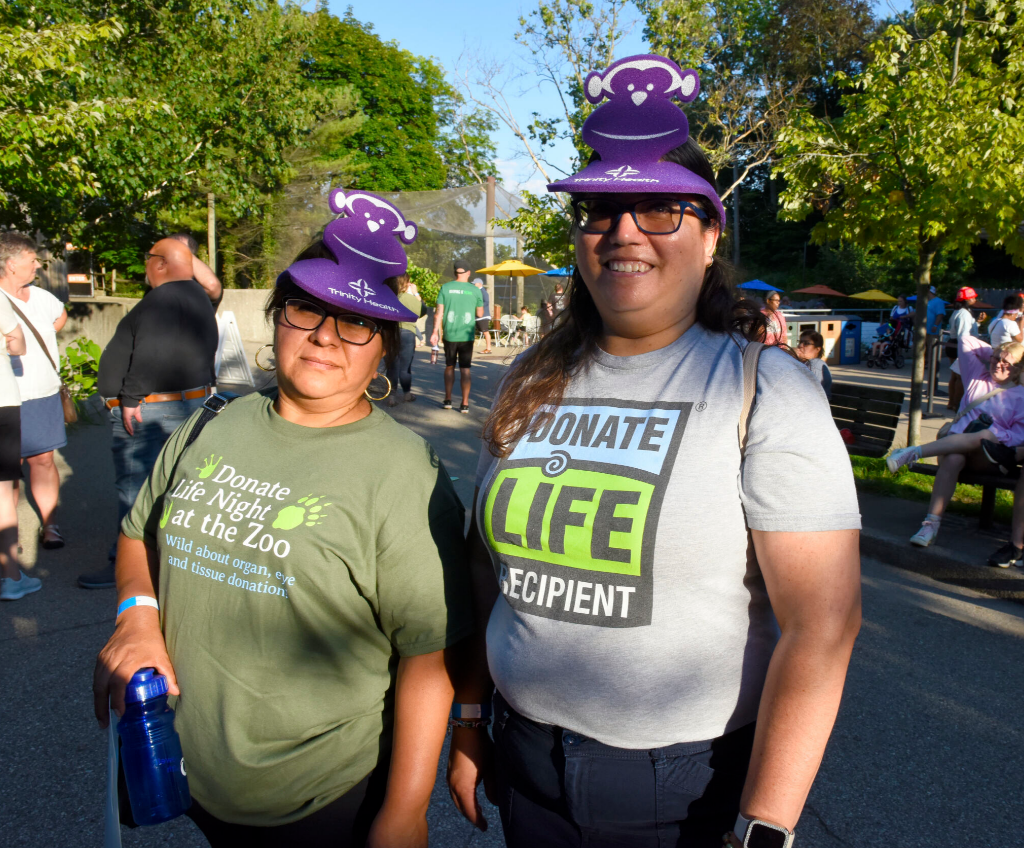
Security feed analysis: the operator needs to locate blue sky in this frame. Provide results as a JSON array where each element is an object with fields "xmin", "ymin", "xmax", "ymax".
[{"xmin": 330, "ymin": 0, "xmax": 915, "ymax": 192}]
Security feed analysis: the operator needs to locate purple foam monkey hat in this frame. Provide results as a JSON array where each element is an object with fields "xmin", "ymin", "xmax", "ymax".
[
  {"xmin": 547, "ymin": 54, "xmax": 726, "ymax": 224},
  {"xmin": 278, "ymin": 188, "xmax": 420, "ymax": 322}
]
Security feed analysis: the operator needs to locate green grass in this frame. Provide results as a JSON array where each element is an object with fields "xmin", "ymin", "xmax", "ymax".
[{"xmin": 851, "ymin": 455, "xmax": 1014, "ymax": 524}]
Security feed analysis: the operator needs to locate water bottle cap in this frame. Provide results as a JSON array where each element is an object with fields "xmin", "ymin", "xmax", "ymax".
[{"xmin": 124, "ymin": 668, "xmax": 169, "ymax": 704}]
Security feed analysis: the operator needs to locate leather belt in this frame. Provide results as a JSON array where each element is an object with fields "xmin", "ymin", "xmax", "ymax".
[{"xmin": 105, "ymin": 385, "xmax": 214, "ymax": 410}]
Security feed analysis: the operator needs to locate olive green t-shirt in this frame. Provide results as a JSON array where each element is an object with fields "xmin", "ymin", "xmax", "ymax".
[
  {"xmin": 438, "ymin": 281, "xmax": 483, "ymax": 343},
  {"xmin": 122, "ymin": 393, "xmax": 473, "ymax": 825},
  {"xmin": 398, "ymin": 292, "xmax": 422, "ymax": 334}
]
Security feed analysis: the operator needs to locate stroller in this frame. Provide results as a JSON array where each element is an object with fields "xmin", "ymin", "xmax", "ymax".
[{"xmin": 866, "ymin": 322, "xmax": 905, "ymax": 369}]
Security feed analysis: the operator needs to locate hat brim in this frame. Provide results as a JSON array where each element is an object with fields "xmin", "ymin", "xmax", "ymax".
[
  {"xmin": 279, "ymin": 259, "xmax": 418, "ymax": 323},
  {"xmin": 548, "ymin": 160, "xmax": 726, "ymax": 225}
]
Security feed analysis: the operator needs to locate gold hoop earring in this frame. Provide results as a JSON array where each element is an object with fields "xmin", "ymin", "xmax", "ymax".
[
  {"xmin": 255, "ymin": 344, "xmax": 276, "ymax": 372},
  {"xmin": 364, "ymin": 374, "xmax": 392, "ymax": 402}
]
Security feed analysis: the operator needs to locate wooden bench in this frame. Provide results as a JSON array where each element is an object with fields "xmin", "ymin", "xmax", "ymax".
[
  {"xmin": 908, "ymin": 462, "xmax": 1018, "ymax": 529},
  {"xmin": 831, "ymin": 383, "xmax": 905, "ymax": 458}
]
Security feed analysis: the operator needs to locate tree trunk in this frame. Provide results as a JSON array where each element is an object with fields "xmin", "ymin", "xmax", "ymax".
[{"xmin": 907, "ymin": 240, "xmax": 941, "ymax": 446}]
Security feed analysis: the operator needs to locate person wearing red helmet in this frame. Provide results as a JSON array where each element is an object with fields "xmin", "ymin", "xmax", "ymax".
[{"xmin": 945, "ymin": 286, "xmax": 985, "ymax": 410}]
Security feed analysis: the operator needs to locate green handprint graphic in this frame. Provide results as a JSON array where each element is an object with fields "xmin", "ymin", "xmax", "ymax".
[
  {"xmin": 272, "ymin": 495, "xmax": 332, "ymax": 530},
  {"xmin": 159, "ymin": 499, "xmax": 174, "ymax": 528},
  {"xmin": 196, "ymin": 454, "xmax": 222, "ymax": 479}
]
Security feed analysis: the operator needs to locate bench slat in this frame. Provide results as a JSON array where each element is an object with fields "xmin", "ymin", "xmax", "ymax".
[
  {"xmin": 907, "ymin": 462, "xmax": 1019, "ymax": 487},
  {"xmin": 831, "ymin": 383, "xmax": 906, "ymax": 405},
  {"xmin": 831, "ymin": 407, "xmax": 902, "ymax": 429},
  {"xmin": 830, "ymin": 395, "xmax": 904, "ymax": 416}
]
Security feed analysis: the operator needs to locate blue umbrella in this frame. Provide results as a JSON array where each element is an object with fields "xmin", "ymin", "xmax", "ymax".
[
  {"xmin": 544, "ymin": 266, "xmax": 573, "ymax": 277},
  {"xmin": 737, "ymin": 279, "xmax": 784, "ymax": 293}
]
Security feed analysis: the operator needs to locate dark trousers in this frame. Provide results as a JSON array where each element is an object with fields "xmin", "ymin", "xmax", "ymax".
[
  {"xmin": 386, "ymin": 329, "xmax": 416, "ymax": 394},
  {"xmin": 492, "ymin": 690, "xmax": 754, "ymax": 848},
  {"xmin": 186, "ymin": 767, "xmax": 387, "ymax": 848}
]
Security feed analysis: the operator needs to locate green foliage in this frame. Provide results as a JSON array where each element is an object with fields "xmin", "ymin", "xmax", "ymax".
[
  {"xmin": 0, "ymin": 11, "xmax": 163, "ymax": 227},
  {"xmin": 60, "ymin": 336, "xmax": 102, "ymax": 405},
  {"xmin": 304, "ymin": 10, "xmax": 496, "ymax": 191},
  {"xmin": 504, "ymin": 191, "xmax": 574, "ymax": 268},
  {"xmin": 776, "ymin": 0, "xmax": 1024, "ymax": 267},
  {"xmin": 408, "ymin": 262, "xmax": 441, "ymax": 308}
]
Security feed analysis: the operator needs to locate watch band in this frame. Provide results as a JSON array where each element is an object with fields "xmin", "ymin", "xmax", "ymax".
[
  {"xmin": 451, "ymin": 702, "xmax": 492, "ymax": 720},
  {"xmin": 734, "ymin": 813, "xmax": 794, "ymax": 847}
]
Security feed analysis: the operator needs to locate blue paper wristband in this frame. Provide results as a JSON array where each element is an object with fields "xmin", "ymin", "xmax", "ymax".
[
  {"xmin": 451, "ymin": 702, "xmax": 492, "ymax": 720},
  {"xmin": 116, "ymin": 596, "xmax": 159, "ymax": 618}
]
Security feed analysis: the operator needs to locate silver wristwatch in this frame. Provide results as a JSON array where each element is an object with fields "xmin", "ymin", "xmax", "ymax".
[{"xmin": 734, "ymin": 813, "xmax": 794, "ymax": 848}]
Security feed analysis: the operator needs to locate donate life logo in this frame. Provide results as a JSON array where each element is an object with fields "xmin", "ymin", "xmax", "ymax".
[{"xmin": 483, "ymin": 397, "xmax": 690, "ymax": 628}]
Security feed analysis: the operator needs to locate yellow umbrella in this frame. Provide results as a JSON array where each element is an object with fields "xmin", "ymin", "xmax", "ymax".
[
  {"xmin": 476, "ymin": 259, "xmax": 546, "ymax": 324},
  {"xmin": 476, "ymin": 259, "xmax": 545, "ymax": 276},
  {"xmin": 848, "ymin": 289, "xmax": 898, "ymax": 302}
]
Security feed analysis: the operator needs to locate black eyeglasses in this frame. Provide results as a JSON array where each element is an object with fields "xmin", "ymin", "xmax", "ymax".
[
  {"xmin": 143, "ymin": 252, "xmax": 163, "ymax": 263},
  {"xmin": 281, "ymin": 298, "xmax": 380, "ymax": 345},
  {"xmin": 571, "ymin": 198, "xmax": 709, "ymax": 235}
]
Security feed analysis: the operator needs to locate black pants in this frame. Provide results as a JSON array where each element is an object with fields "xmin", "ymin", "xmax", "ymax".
[
  {"xmin": 186, "ymin": 767, "xmax": 388, "ymax": 848},
  {"xmin": 492, "ymin": 691, "xmax": 754, "ymax": 848}
]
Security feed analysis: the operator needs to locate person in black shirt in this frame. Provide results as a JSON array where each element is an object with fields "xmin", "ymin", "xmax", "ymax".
[{"xmin": 78, "ymin": 238, "xmax": 219, "ymax": 589}]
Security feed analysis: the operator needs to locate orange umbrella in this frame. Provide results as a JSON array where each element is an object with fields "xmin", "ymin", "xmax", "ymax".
[{"xmin": 792, "ymin": 285, "xmax": 846, "ymax": 297}]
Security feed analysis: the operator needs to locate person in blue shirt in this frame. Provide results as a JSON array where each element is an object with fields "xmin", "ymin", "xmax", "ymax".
[{"xmin": 924, "ymin": 287, "xmax": 947, "ymax": 393}]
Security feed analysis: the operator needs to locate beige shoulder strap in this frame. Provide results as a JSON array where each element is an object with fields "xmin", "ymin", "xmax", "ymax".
[{"xmin": 738, "ymin": 341, "xmax": 764, "ymax": 455}]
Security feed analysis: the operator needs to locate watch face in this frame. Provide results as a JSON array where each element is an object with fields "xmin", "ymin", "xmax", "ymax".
[{"xmin": 748, "ymin": 823, "xmax": 788, "ymax": 848}]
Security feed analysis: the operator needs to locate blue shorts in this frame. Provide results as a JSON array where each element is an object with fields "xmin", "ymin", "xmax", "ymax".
[{"xmin": 20, "ymin": 393, "xmax": 67, "ymax": 457}]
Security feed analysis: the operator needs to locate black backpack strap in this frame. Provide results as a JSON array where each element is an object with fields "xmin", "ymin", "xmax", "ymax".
[{"xmin": 183, "ymin": 393, "xmax": 233, "ymax": 449}]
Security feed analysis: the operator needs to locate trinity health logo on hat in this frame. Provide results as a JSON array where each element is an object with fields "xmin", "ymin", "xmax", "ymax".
[
  {"xmin": 278, "ymin": 188, "xmax": 419, "ymax": 322},
  {"xmin": 547, "ymin": 54, "xmax": 726, "ymax": 224}
]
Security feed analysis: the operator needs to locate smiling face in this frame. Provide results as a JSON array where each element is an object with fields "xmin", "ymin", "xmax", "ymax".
[
  {"xmin": 273, "ymin": 297, "xmax": 385, "ymax": 410},
  {"xmin": 989, "ymin": 348, "xmax": 1021, "ymax": 384},
  {"xmin": 574, "ymin": 192, "xmax": 718, "ymax": 347}
]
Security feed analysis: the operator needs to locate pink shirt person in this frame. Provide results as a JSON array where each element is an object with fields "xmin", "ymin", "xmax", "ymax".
[
  {"xmin": 762, "ymin": 291, "xmax": 787, "ymax": 345},
  {"xmin": 951, "ymin": 333, "xmax": 1024, "ymax": 446}
]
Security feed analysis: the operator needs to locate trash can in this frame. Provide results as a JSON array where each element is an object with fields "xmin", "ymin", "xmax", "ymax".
[{"xmin": 839, "ymin": 318, "xmax": 862, "ymax": 364}]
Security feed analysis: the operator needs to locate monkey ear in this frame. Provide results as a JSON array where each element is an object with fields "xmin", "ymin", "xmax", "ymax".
[
  {"xmin": 328, "ymin": 188, "xmax": 347, "ymax": 215},
  {"xmin": 400, "ymin": 222, "xmax": 418, "ymax": 244},
  {"xmin": 584, "ymin": 71, "xmax": 606, "ymax": 104},
  {"xmin": 676, "ymin": 69, "xmax": 700, "ymax": 102}
]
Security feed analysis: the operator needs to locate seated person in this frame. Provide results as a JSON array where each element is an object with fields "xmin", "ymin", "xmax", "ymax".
[
  {"xmin": 886, "ymin": 334, "xmax": 1024, "ymax": 547},
  {"xmin": 795, "ymin": 330, "xmax": 832, "ymax": 399},
  {"xmin": 989, "ymin": 295, "xmax": 1024, "ymax": 348},
  {"xmin": 868, "ymin": 322, "xmax": 897, "ymax": 360}
]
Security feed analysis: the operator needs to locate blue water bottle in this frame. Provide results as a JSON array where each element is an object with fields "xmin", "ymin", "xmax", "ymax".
[{"xmin": 117, "ymin": 668, "xmax": 191, "ymax": 825}]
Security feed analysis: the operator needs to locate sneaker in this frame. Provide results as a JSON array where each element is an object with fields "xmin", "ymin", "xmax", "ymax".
[
  {"xmin": 981, "ymin": 440, "xmax": 1019, "ymax": 476},
  {"xmin": 460, "ymin": 404, "xmax": 470, "ymax": 414},
  {"xmin": 887, "ymin": 447, "xmax": 919, "ymax": 474},
  {"xmin": 910, "ymin": 520, "xmax": 939, "ymax": 547},
  {"xmin": 1, "ymin": 571, "xmax": 42, "ymax": 600},
  {"xmin": 78, "ymin": 563, "xmax": 116, "ymax": 589},
  {"xmin": 988, "ymin": 542, "xmax": 1024, "ymax": 569}
]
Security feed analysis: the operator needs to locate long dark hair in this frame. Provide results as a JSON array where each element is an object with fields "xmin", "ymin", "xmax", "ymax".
[
  {"xmin": 266, "ymin": 238, "xmax": 401, "ymax": 372},
  {"xmin": 482, "ymin": 138, "xmax": 769, "ymax": 458}
]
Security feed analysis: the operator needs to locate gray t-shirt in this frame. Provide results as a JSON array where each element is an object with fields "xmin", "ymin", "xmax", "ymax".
[
  {"xmin": 474, "ymin": 325, "xmax": 860, "ymax": 748},
  {"xmin": 806, "ymin": 357, "xmax": 832, "ymax": 400}
]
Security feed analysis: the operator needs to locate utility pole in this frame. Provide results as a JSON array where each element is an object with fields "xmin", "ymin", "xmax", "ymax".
[
  {"xmin": 207, "ymin": 193, "xmax": 217, "ymax": 274},
  {"xmin": 732, "ymin": 164, "xmax": 741, "ymax": 267},
  {"xmin": 485, "ymin": 177, "xmax": 495, "ymax": 323}
]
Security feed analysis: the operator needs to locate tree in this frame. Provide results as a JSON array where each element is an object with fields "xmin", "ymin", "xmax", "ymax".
[
  {"xmin": 0, "ymin": 11, "xmax": 162, "ymax": 232},
  {"xmin": 457, "ymin": 0, "xmax": 634, "ymax": 263},
  {"xmin": 304, "ymin": 10, "xmax": 496, "ymax": 191},
  {"xmin": 776, "ymin": 0, "xmax": 1024, "ymax": 444}
]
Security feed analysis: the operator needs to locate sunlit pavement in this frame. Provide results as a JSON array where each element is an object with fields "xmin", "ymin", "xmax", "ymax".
[{"xmin": 1, "ymin": 348, "xmax": 1020, "ymax": 846}]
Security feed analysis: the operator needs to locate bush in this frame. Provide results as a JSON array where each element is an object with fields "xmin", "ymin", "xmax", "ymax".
[
  {"xmin": 60, "ymin": 338, "xmax": 102, "ymax": 410},
  {"xmin": 409, "ymin": 262, "xmax": 441, "ymax": 308}
]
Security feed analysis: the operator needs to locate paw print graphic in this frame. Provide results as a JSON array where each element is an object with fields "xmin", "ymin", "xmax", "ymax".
[
  {"xmin": 272, "ymin": 495, "xmax": 332, "ymax": 531},
  {"xmin": 159, "ymin": 499, "xmax": 174, "ymax": 529},
  {"xmin": 196, "ymin": 454, "xmax": 222, "ymax": 479}
]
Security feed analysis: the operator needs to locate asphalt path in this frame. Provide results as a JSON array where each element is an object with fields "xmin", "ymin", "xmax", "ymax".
[{"xmin": 2, "ymin": 346, "xmax": 1022, "ymax": 846}]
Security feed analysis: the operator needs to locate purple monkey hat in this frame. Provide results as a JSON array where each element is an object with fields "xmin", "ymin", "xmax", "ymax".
[
  {"xmin": 278, "ymin": 188, "xmax": 420, "ymax": 323},
  {"xmin": 548, "ymin": 54, "xmax": 726, "ymax": 224}
]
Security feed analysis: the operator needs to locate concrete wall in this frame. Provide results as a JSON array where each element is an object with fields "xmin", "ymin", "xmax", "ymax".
[{"xmin": 57, "ymin": 289, "xmax": 274, "ymax": 353}]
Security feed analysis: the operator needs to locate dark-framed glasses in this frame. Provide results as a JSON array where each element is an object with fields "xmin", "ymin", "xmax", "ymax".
[
  {"xmin": 571, "ymin": 198, "xmax": 709, "ymax": 235},
  {"xmin": 143, "ymin": 252, "xmax": 163, "ymax": 263},
  {"xmin": 282, "ymin": 298, "xmax": 380, "ymax": 345}
]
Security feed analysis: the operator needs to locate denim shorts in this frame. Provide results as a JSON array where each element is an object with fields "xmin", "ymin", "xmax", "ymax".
[{"xmin": 492, "ymin": 690, "xmax": 754, "ymax": 848}]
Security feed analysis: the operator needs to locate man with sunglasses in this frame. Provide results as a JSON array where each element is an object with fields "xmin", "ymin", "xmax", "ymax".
[{"xmin": 80, "ymin": 237, "xmax": 218, "ymax": 589}]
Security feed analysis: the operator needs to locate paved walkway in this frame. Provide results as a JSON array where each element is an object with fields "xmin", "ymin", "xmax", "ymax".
[{"xmin": 2, "ymin": 343, "xmax": 1022, "ymax": 846}]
